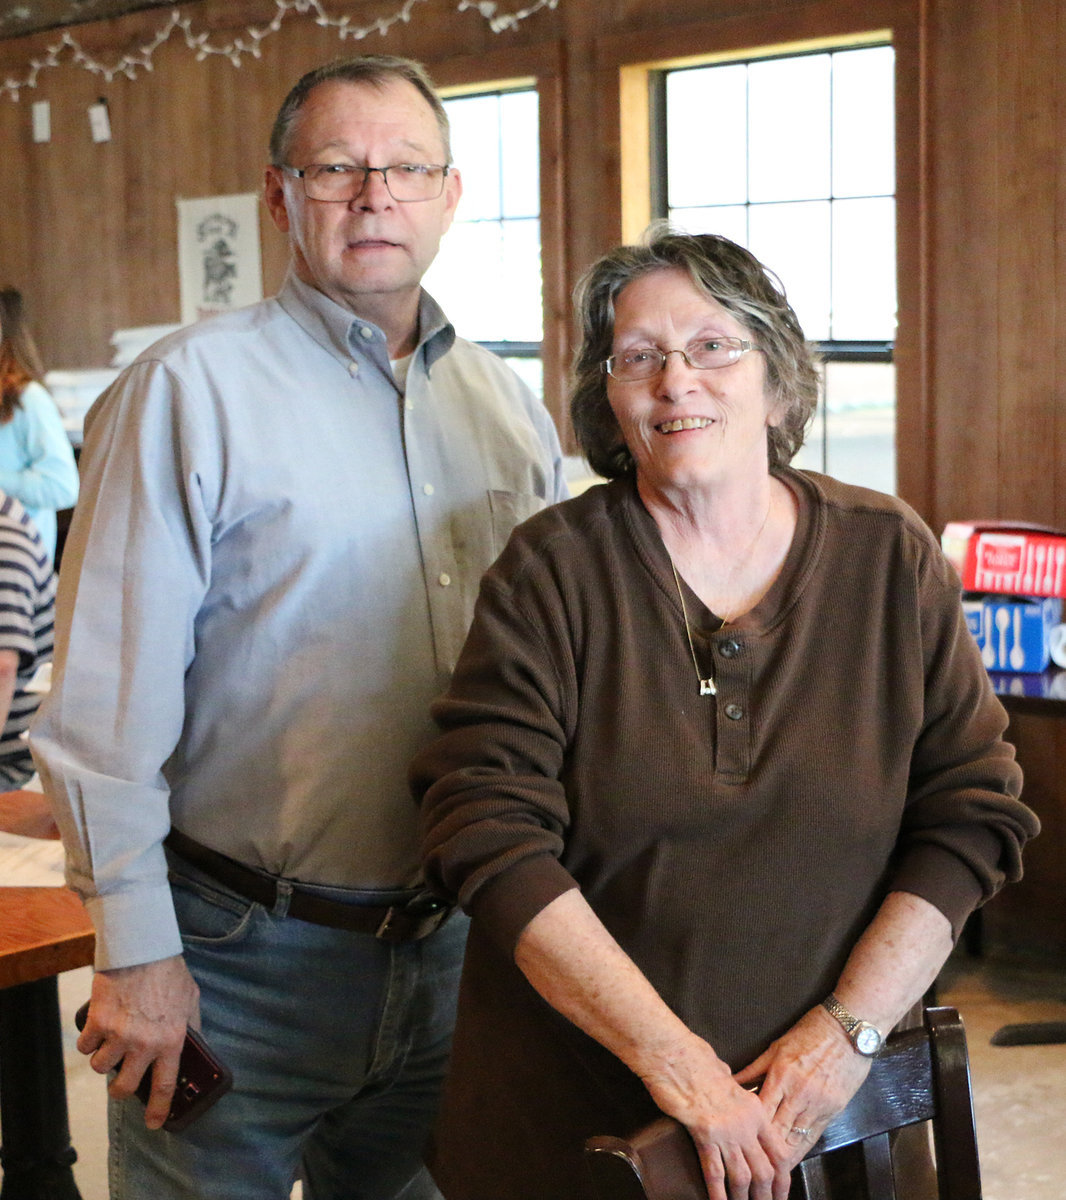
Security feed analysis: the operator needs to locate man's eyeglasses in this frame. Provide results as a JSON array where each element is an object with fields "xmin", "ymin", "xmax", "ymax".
[
  {"xmin": 282, "ymin": 163, "xmax": 451, "ymax": 204},
  {"xmin": 604, "ymin": 337, "xmax": 758, "ymax": 382}
]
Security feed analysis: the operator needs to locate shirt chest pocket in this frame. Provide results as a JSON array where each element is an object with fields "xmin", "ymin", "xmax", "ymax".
[
  {"xmin": 488, "ymin": 489, "xmax": 548, "ymax": 559},
  {"xmin": 431, "ymin": 489, "xmax": 548, "ymax": 674}
]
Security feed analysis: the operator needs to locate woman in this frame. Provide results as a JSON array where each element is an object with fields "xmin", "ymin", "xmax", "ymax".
[
  {"xmin": 411, "ymin": 230, "xmax": 1038, "ymax": 1200},
  {"xmin": 0, "ymin": 287, "xmax": 79, "ymax": 561}
]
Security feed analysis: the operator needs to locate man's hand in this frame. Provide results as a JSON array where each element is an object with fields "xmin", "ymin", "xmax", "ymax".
[{"xmin": 77, "ymin": 955, "xmax": 200, "ymax": 1129}]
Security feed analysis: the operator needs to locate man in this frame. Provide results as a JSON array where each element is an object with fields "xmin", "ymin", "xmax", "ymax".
[
  {"xmin": 32, "ymin": 55, "xmax": 566, "ymax": 1200},
  {"xmin": 0, "ymin": 491, "xmax": 55, "ymax": 789}
]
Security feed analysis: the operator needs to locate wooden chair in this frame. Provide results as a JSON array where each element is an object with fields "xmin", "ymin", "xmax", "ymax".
[
  {"xmin": 585, "ymin": 1006, "xmax": 982, "ymax": 1200},
  {"xmin": 797, "ymin": 1005, "xmax": 981, "ymax": 1200}
]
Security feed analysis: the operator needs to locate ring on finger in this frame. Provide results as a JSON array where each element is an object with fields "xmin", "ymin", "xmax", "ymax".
[{"xmin": 790, "ymin": 1126, "xmax": 813, "ymax": 1139}]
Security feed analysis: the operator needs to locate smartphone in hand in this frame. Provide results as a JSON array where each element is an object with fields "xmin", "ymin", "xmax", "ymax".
[{"xmin": 75, "ymin": 1000, "xmax": 233, "ymax": 1131}]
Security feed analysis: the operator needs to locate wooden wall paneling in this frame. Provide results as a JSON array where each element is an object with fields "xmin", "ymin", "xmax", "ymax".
[
  {"xmin": 891, "ymin": 8, "xmax": 933, "ymax": 519},
  {"xmin": 561, "ymin": 28, "xmax": 614, "ymax": 359},
  {"xmin": 1057, "ymin": 0, "xmax": 1066, "ymax": 531},
  {"xmin": 995, "ymin": 0, "xmax": 1059, "ymax": 526},
  {"xmin": 535, "ymin": 63, "xmax": 569, "ymax": 437},
  {"xmin": 0, "ymin": 92, "xmax": 33, "ymax": 302},
  {"xmin": 120, "ymin": 65, "xmax": 177, "ymax": 331},
  {"xmin": 34, "ymin": 65, "xmax": 127, "ymax": 368},
  {"xmin": 925, "ymin": 0, "xmax": 1001, "ymax": 533}
]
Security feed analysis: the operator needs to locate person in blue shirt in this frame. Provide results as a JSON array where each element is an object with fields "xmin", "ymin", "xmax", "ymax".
[{"xmin": 0, "ymin": 288, "xmax": 80, "ymax": 561}]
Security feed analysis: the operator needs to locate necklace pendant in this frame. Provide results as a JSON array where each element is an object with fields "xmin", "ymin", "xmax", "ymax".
[{"xmin": 700, "ymin": 678, "xmax": 717, "ymax": 697}]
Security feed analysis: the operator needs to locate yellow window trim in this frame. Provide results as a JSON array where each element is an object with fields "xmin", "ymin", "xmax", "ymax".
[{"xmin": 620, "ymin": 30, "xmax": 892, "ymax": 243}]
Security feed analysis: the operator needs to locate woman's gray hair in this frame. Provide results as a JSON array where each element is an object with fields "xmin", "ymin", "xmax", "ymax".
[{"xmin": 570, "ymin": 227, "xmax": 820, "ymax": 478}]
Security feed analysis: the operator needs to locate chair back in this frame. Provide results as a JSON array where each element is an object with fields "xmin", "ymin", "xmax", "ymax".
[
  {"xmin": 797, "ymin": 1005, "xmax": 982, "ymax": 1200},
  {"xmin": 585, "ymin": 1006, "xmax": 982, "ymax": 1200}
]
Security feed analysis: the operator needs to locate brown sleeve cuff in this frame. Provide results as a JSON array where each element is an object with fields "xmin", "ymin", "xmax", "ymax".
[
  {"xmin": 466, "ymin": 852, "xmax": 580, "ymax": 956},
  {"xmin": 889, "ymin": 836, "xmax": 998, "ymax": 941}
]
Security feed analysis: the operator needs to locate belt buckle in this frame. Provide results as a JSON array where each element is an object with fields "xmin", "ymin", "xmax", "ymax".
[{"xmin": 375, "ymin": 894, "xmax": 452, "ymax": 943}]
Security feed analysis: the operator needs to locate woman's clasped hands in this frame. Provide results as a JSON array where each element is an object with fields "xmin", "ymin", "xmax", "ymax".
[
  {"xmin": 640, "ymin": 1030, "xmax": 792, "ymax": 1200},
  {"xmin": 645, "ymin": 1004, "xmax": 873, "ymax": 1200}
]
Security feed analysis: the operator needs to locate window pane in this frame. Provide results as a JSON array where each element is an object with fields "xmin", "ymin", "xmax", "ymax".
[
  {"xmin": 503, "ymin": 356, "xmax": 544, "ymax": 400},
  {"xmin": 426, "ymin": 218, "xmax": 542, "ymax": 342},
  {"xmin": 426, "ymin": 86, "xmax": 543, "ymax": 365},
  {"xmin": 667, "ymin": 65, "xmax": 747, "ymax": 207},
  {"xmin": 661, "ymin": 43, "xmax": 897, "ymax": 492},
  {"xmin": 668, "ymin": 205, "xmax": 748, "ymax": 244},
  {"xmin": 425, "ymin": 221, "xmax": 500, "ymax": 335},
  {"xmin": 823, "ymin": 361, "xmax": 896, "ymax": 492},
  {"xmin": 748, "ymin": 200, "xmax": 831, "ymax": 340},
  {"xmin": 500, "ymin": 90, "xmax": 540, "ymax": 218},
  {"xmin": 748, "ymin": 55, "xmax": 831, "ymax": 202},
  {"xmin": 832, "ymin": 47, "xmax": 895, "ymax": 198},
  {"xmin": 791, "ymin": 426, "xmax": 824, "ymax": 476},
  {"xmin": 446, "ymin": 94, "xmax": 501, "ymax": 221},
  {"xmin": 500, "ymin": 218, "xmax": 543, "ymax": 341},
  {"xmin": 832, "ymin": 197, "xmax": 896, "ymax": 340}
]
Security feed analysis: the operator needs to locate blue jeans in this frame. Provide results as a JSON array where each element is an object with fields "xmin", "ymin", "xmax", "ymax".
[{"xmin": 108, "ymin": 858, "xmax": 468, "ymax": 1200}]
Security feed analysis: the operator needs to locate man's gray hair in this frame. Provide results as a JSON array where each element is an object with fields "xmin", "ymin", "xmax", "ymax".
[{"xmin": 269, "ymin": 54, "xmax": 451, "ymax": 167}]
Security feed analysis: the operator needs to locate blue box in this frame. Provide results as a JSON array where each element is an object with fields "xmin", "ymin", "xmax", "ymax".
[{"xmin": 964, "ymin": 594, "xmax": 1063, "ymax": 672}]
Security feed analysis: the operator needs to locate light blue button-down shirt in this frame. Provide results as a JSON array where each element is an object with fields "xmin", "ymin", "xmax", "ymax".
[{"xmin": 31, "ymin": 273, "xmax": 566, "ymax": 970}]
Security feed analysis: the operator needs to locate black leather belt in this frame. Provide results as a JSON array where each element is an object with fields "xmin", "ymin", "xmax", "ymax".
[{"xmin": 164, "ymin": 829, "xmax": 452, "ymax": 942}]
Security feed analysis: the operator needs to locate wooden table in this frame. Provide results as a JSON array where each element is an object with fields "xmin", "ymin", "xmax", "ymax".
[{"xmin": 0, "ymin": 792, "xmax": 94, "ymax": 1200}]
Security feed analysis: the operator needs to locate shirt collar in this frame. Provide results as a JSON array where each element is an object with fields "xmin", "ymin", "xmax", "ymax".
[{"xmin": 277, "ymin": 271, "xmax": 455, "ymax": 370}]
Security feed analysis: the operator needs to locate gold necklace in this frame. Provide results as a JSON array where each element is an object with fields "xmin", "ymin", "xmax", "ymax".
[
  {"xmin": 671, "ymin": 560, "xmax": 717, "ymax": 695},
  {"xmin": 668, "ymin": 494, "xmax": 773, "ymax": 698}
]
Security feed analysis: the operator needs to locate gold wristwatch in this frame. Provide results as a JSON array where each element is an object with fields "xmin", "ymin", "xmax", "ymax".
[{"xmin": 821, "ymin": 993, "xmax": 885, "ymax": 1057}]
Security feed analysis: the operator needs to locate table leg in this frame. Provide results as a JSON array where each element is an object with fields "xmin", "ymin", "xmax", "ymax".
[{"xmin": 0, "ymin": 977, "xmax": 83, "ymax": 1199}]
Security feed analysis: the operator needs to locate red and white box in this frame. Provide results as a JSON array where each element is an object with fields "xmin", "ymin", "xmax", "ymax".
[{"xmin": 941, "ymin": 520, "xmax": 1066, "ymax": 598}]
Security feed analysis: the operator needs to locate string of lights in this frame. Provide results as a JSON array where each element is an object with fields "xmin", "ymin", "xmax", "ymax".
[{"xmin": 2, "ymin": 0, "xmax": 559, "ymax": 101}]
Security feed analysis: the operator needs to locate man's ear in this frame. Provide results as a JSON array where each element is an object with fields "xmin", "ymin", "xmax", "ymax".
[
  {"xmin": 440, "ymin": 166, "xmax": 463, "ymax": 236},
  {"xmin": 264, "ymin": 166, "xmax": 292, "ymax": 234}
]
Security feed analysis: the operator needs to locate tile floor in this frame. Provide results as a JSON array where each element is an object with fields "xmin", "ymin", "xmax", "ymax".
[{"xmin": 51, "ymin": 952, "xmax": 1066, "ymax": 1199}]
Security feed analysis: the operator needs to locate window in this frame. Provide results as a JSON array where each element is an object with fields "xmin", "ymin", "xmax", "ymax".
[
  {"xmin": 423, "ymin": 86, "xmax": 543, "ymax": 397},
  {"xmin": 659, "ymin": 43, "xmax": 896, "ymax": 492}
]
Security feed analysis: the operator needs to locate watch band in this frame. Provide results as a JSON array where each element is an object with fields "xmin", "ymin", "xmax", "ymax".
[{"xmin": 821, "ymin": 993, "xmax": 885, "ymax": 1057}]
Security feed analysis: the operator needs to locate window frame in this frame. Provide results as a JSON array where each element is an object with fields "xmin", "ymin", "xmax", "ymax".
[
  {"xmin": 593, "ymin": 1, "xmax": 928, "ymax": 509},
  {"xmin": 651, "ymin": 42, "xmax": 899, "ymax": 487}
]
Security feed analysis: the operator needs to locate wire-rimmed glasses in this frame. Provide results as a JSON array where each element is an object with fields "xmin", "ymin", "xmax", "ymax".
[
  {"xmin": 282, "ymin": 162, "xmax": 451, "ymax": 203},
  {"xmin": 604, "ymin": 337, "xmax": 758, "ymax": 382}
]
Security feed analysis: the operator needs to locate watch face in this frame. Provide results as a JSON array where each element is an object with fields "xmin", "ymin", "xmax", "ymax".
[{"xmin": 854, "ymin": 1024, "xmax": 882, "ymax": 1055}]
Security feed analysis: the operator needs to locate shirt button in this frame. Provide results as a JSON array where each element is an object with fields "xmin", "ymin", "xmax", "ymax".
[
  {"xmin": 719, "ymin": 639, "xmax": 741, "ymax": 658},
  {"xmin": 438, "ymin": 573, "xmax": 451, "ymax": 587},
  {"xmin": 423, "ymin": 483, "xmax": 435, "ymax": 496},
  {"xmin": 347, "ymin": 361, "xmax": 359, "ymax": 377},
  {"xmin": 359, "ymin": 326, "xmax": 374, "ymax": 340},
  {"xmin": 724, "ymin": 703, "xmax": 745, "ymax": 721},
  {"xmin": 405, "ymin": 399, "xmax": 414, "ymax": 411}
]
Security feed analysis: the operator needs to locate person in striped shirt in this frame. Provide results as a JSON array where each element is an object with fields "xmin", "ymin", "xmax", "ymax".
[{"xmin": 0, "ymin": 490, "xmax": 56, "ymax": 788}]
